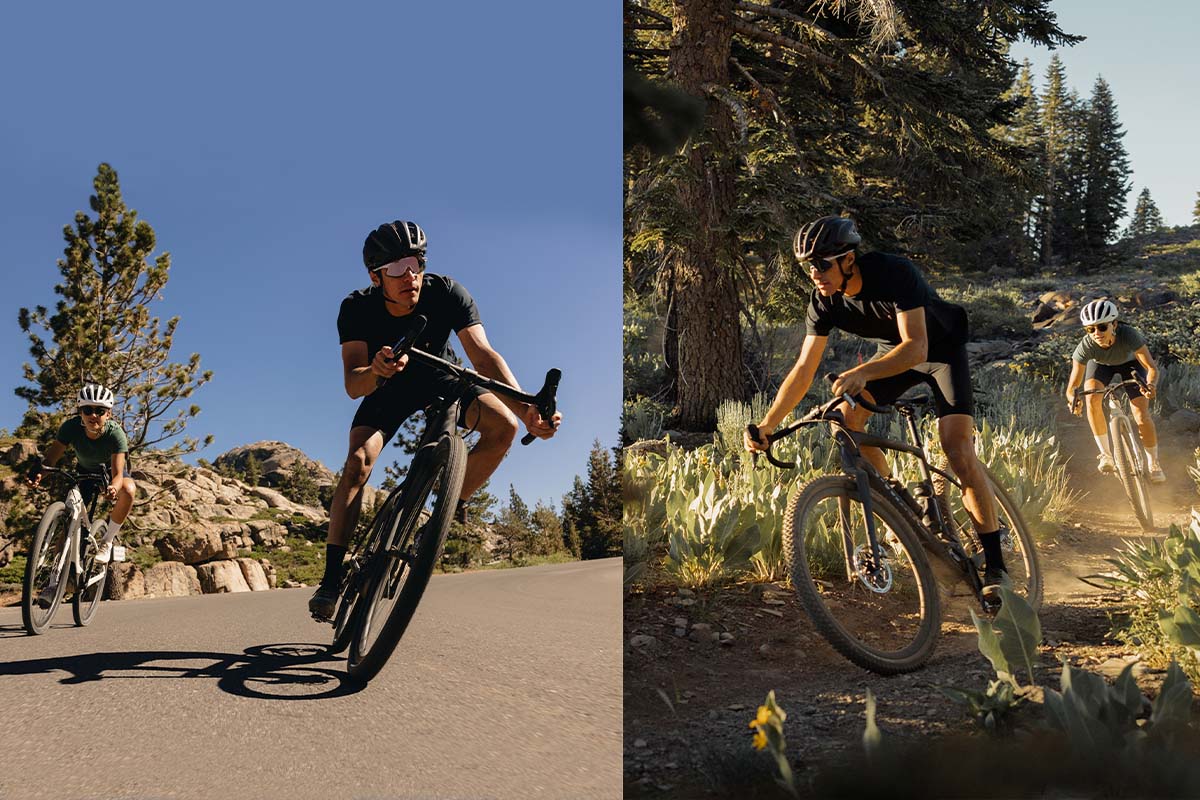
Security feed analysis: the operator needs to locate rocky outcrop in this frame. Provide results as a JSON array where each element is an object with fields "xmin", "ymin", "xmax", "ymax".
[
  {"xmin": 196, "ymin": 560, "xmax": 251, "ymax": 593},
  {"xmin": 144, "ymin": 561, "xmax": 203, "ymax": 598},
  {"xmin": 2, "ymin": 436, "xmax": 335, "ymax": 599}
]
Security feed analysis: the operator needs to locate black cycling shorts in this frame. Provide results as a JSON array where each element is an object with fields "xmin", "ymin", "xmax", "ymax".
[
  {"xmin": 862, "ymin": 344, "xmax": 975, "ymax": 418},
  {"xmin": 1084, "ymin": 359, "xmax": 1146, "ymax": 401},
  {"xmin": 351, "ymin": 363, "xmax": 487, "ymax": 444}
]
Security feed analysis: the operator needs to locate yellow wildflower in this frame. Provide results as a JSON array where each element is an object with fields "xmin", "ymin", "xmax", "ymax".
[{"xmin": 752, "ymin": 728, "xmax": 768, "ymax": 751}]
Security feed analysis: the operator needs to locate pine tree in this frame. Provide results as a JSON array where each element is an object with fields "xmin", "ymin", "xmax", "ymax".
[
  {"xmin": 1193, "ymin": 191, "xmax": 1200, "ymax": 226},
  {"xmin": 243, "ymin": 452, "xmax": 262, "ymax": 487},
  {"xmin": 1037, "ymin": 56, "xmax": 1072, "ymax": 266},
  {"xmin": 1080, "ymin": 77, "xmax": 1131, "ymax": 257},
  {"xmin": 16, "ymin": 163, "xmax": 212, "ymax": 452},
  {"xmin": 998, "ymin": 60, "xmax": 1045, "ymax": 262},
  {"xmin": 579, "ymin": 440, "xmax": 622, "ymax": 560},
  {"xmin": 530, "ymin": 501, "xmax": 564, "ymax": 557},
  {"xmin": 441, "ymin": 480, "xmax": 497, "ymax": 569},
  {"xmin": 563, "ymin": 516, "xmax": 582, "ymax": 559},
  {"xmin": 280, "ymin": 461, "xmax": 320, "ymax": 507},
  {"xmin": 493, "ymin": 485, "xmax": 534, "ymax": 561},
  {"xmin": 1126, "ymin": 188, "xmax": 1166, "ymax": 238}
]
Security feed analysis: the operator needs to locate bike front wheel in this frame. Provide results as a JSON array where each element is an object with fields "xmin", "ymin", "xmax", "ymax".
[
  {"xmin": 22, "ymin": 502, "xmax": 72, "ymax": 635},
  {"xmin": 1111, "ymin": 415, "xmax": 1153, "ymax": 531},
  {"xmin": 348, "ymin": 434, "xmax": 468, "ymax": 682},
  {"xmin": 784, "ymin": 475, "xmax": 942, "ymax": 674}
]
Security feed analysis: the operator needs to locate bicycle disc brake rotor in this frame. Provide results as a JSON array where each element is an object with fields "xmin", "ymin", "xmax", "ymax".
[{"xmin": 851, "ymin": 544, "xmax": 894, "ymax": 593}]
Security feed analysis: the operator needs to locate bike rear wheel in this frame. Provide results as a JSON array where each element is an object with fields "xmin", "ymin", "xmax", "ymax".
[
  {"xmin": 72, "ymin": 533, "xmax": 108, "ymax": 627},
  {"xmin": 329, "ymin": 489, "xmax": 405, "ymax": 655},
  {"xmin": 1111, "ymin": 416, "xmax": 1153, "ymax": 531},
  {"xmin": 22, "ymin": 502, "xmax": 71, "ymax": 635},
  {"xmin": 784, "ymin": 475, "xmax": 942, "ymax": 674},
  {"xmin": 933, "ymin": 461, "xmax": 1043, "ymax": 610},
  {"xmin": 348, "ymin": 434, "xmax": 467, "ymax": 681}
]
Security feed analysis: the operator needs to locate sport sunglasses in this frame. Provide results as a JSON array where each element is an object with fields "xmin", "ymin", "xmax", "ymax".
[
  {"xmin": 373, "ymin": 256, "xmax": 424, "ymax": 278},
  {"xmin": 80, "ymin": 406, "xmax": 108, "ymax": 416},
  {"xmin": 1085, "ymin": 323, "xmax": 1111, "ymax": 334}
]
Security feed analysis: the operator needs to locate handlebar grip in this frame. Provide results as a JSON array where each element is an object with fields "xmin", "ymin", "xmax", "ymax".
[
  {"xmin": 746, "ymin": 424, "xmax": 795, "ymax": 469},
  {"xmin": 823, "ymin": 372, "xmax": 892, "ymax": 414},
  {"xmin": 520, "ymin": 368, "xmax": 562, "ymax": 446}
]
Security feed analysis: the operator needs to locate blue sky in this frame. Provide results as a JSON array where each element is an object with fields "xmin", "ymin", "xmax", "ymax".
[
  {"xmin": 0, "ymin": 2, "xmax": 620, "ymax": 511},
  {"xmin": 1012, "ymin": 0, "xmax": 1200, "ymax": 227}
]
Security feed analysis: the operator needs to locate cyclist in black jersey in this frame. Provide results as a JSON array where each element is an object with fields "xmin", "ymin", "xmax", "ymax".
[
  {"xmin": 308, "ymin": 220, "xmax": 561, "ymax": 620},
  {"xmin": 1064, "ymin": 299, "xmax": 1164, "ymax": 482},
  {"xmin": 744, "ymin": 216, "xmax": 1011, "ymax": 593}
]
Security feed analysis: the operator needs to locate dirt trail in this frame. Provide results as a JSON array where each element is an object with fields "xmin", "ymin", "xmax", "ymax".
[{"xmin": 624, "ymin": 409, "xmax": 1197, "ymax": 798}]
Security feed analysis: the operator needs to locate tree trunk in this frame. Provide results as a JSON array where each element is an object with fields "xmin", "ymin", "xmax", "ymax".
[{"xmin": 668, "ymin": 0, "xmax": 746, "ymax": 430}]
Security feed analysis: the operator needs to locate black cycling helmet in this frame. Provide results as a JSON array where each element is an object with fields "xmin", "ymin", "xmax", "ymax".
[
  {"xmin": 363, "ymin": 220, "xmax": 428, "ymax": 270},
  {"xmin": 793, "ymin": 216, "xmax": 862, "ymax": 261}
]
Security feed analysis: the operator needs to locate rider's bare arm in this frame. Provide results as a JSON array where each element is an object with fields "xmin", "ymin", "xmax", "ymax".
[
  {"xmin": 1064, "ymin": 359, "xmax": 1086, "ymax": 408},
  {"xmin": 861, "ymin": 308, "xmax": 929, "ymax": 380},
  {"xmin": 41, "ymin": 440, "xmax": 67, "ymax": 468},
  {"xmin": 109, "ymin": 452, "xmax": 127, "ymax": 499},
  {"xmin": 757, "ymin": 335, "xmax": 828, "ymax": 434},
  {"xmin": 1134, "ymin": 346, "xmax": 1159, "ymax": 395},
  {"xmin": 458, "ymin": 324, "xmax": 550, "ymax": 431},
  {"xmin": 341, "ymin": 340, "xmax": 410, "ymax": 399}
]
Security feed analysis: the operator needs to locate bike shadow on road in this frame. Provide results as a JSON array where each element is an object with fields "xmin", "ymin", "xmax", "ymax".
[{"xmin": 0, "ymin": 642, "xmax": 367, "ymax": 699}]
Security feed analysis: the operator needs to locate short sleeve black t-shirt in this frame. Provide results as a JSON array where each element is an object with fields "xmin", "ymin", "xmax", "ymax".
[
  {"xmin": 55, "ymin": 416, "xmax": 128, "ymax": 469},
  {"xmin": 804, "ymin": 252, "xmax": 968, "ymax": 360},
  {"xmin": 337, "ymin": 273, "xmax": 481, "ymax": 362}
]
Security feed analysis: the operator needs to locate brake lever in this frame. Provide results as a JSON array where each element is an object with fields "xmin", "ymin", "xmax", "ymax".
[{"xmin": 521, "ymin": 368, "xmax": 561, "ymax": 446}]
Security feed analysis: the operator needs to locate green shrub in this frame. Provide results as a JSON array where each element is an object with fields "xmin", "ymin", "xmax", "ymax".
[
  {"xmin": 1100, "ymin": 510, "xmax": 1200, "ymax": 682},
  {"xmin": 939, "ymin": 284, "xmax": 1033, "ymax": 339}
]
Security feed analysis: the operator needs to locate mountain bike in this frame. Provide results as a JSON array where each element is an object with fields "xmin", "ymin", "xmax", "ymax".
[
  {"xmin": 1073, "ymin": 377, "xmax": 1154, "ymax": 531},
  {"xmin": 748, "ymin": 377, "xmax": 1042, "ymax": 674},
  {"xmin": 322, "ymin": 317, "xmax": 561, "ymax": 682},
  {"xmin": 22, "ymin": 465, "xmax": 122, "ymax": 635}
]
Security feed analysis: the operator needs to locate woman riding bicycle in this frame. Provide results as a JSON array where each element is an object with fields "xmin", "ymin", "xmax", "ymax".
[
  {"xmin": 1064, "ymin": 299, "xmax": 1165, "ymax": 483},
  {"xmin": 27, "ymin": 383, "xmax": 136, "ymax": 569}
]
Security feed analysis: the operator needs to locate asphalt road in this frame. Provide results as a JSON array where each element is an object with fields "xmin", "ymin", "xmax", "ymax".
[{"xmin": 0, "ymin": 558, "xmax": 621, "ymax": 800}]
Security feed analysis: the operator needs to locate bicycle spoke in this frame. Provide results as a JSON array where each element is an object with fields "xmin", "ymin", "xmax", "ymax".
[{"xmin": 787, "ymin": 476, "xmax": 940, "ymax": 673}]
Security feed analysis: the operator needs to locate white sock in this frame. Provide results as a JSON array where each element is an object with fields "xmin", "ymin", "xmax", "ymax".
[
  {"xmin": 102, "ymin": 519, "xmax": 122, "ymax": 545},
  {"xmin": 1094, "ymin": 434, "xmax": 1111, "ymax": 457},
  {"xmin": 1145, "ymin": 445, "xmax": 1159, "ymax": 464}
]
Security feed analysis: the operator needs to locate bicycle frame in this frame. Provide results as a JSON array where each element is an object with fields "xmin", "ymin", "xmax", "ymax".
[
  {"xmin": 753, "ymin": 391, "xmax": 979, "ymax": 594},
  {"xmin": 37, "ymin": 467, "xmax": 111, "ymax": 594}
]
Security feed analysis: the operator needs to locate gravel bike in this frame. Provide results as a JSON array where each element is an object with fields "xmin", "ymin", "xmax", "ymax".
[
  {"xmin": 748, "ymin": 377, "xmax": 1042, "ymax": 674},
  {"xmin": 322, "ymin": 317, "xmax": 560, "ymax": 682},
  {"xmin": 1073, "ymin": 377, "xmax": 1154, "ymax": 531},
  {"xmin": 22, "ymin": 465, "xmax": 122, "ymax": 635}
]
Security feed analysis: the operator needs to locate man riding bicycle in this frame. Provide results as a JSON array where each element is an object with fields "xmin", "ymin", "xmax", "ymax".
[
  {"xmin": 1064, "ymin": 299, "xmax": 1165, "ymax": 483},
  {"xmin": 27, "ymin": 383, "xmax": 136, "ymax": 573},
  {"xmin": 744, "ymin": 216, "xmax": 1011, "ymax": 593},
  {"xmin": 309, "ymin": 220, "xmax": 561, "ymax": 620}
]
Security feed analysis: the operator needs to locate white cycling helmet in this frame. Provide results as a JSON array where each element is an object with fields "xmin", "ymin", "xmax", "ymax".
[
  {"xmin": 1079, "ymin": 299, "xmax": 1118, "ymax": 327},
  {"xmin": 77, "ymin": 383, "xmax": 115, "ymax": 410}
]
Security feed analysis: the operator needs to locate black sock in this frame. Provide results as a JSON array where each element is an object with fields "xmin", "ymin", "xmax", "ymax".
[
  {"xmin": 978, "ymin": 531, "xmax": 1005, "ymax": 571},
  {"xmin": 321, "ymin": 544, "xmax": 348, "ymax": 588}
]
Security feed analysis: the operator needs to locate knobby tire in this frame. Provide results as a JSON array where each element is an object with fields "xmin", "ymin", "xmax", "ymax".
[
  {"xmin": 1111, "ymin": 416, "xmax": 1153, "ymax": 531},
  {"xmin": 784, "ymin": 474, "xmax": 942, "ymax": 674}
]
